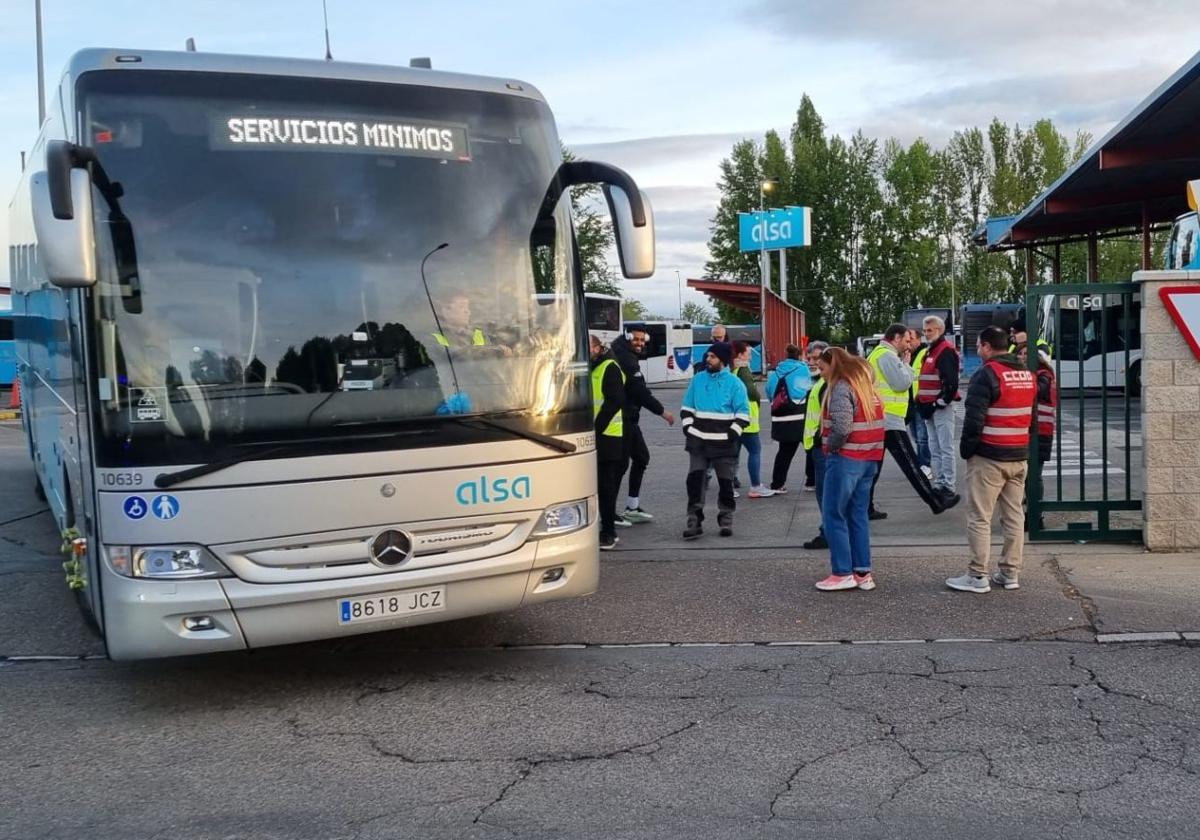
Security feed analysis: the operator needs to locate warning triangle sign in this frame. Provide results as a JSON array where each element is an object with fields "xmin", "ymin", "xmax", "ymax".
[{"xmin": 1160, "ymin": 286, "xmax": 1200, "ymax": 361}]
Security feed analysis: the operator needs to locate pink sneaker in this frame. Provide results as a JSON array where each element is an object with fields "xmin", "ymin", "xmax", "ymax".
[
  {"xmin": 815, "ymin": 574, "xmax": 858, "ymax": 591},
  {"xmin": 853, "ymin": 572, "xmax": 876, "ymax": 591}
]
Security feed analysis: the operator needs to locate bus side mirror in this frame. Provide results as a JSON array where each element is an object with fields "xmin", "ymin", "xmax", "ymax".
[
  {"xmin": 603, "ymin": 184, "xmax": 655, "ymax": 279},
  {"xmin": 31, "ymin": 164, "xmax": 97, "ymax": 288}
]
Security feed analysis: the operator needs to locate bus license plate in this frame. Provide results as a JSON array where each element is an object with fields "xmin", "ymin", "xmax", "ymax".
[{"xmin": 338, "ymin": 587, "xmax": 446, "ymax": 625}]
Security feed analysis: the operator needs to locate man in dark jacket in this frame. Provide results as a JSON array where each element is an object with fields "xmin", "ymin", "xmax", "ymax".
[
  {"xmin": 590, "ymin": 335, "xmax": 626, "ymax": 551},
  {"xmin": 610, "ymin": 330, "xmax": 675, "ymax": 524},
  {"xmin": 946, "ymin": 326, "xmax": 1037, "ymax": 594}
]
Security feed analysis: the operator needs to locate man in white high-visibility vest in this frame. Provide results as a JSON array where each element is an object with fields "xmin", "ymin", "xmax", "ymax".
[{"xmin": 866, "ymin": 323, "xmax": 958, "ymax": 517}]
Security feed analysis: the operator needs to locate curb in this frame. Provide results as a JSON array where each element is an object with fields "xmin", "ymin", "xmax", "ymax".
[{"xmin": 0, "ymin": 411, "xmax": 20, "ymax": 421}]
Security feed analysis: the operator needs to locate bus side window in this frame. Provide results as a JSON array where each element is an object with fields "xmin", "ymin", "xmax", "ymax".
[{"xmin": 1183, "ymin": 230, "xmax": 1195, "ymax": 269}]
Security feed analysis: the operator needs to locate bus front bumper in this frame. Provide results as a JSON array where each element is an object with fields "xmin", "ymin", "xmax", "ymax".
[{"xmin": 100, "ymin": 524, "xmax": 598, "ymax": 660}]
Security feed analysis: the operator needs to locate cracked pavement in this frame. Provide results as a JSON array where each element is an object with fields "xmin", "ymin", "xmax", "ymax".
[
  {"xmin": 3, "ymin": 398, "xmax": 1200, "ymax": 838},
  {"xmin": 4, "ymin": 642, "xmax": 1200, "ymax": 839}
]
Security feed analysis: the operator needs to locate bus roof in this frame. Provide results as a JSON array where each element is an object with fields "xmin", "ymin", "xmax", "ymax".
[{"xmin": 61, "ymin": 48, "xmax": 548, "ymax": 104}]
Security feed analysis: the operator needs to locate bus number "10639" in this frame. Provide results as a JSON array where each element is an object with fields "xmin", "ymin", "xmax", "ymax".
[{"xmin": 100, "ymin": 472, "xmax": 145, "ymax": 488}]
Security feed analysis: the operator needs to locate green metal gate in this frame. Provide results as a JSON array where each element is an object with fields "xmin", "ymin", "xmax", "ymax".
[{"xmin": 1024, "ymin": 282, "xmax": 1142, "ymax": 542}]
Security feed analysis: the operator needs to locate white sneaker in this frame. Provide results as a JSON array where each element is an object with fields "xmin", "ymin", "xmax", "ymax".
[
  {"xmin": 920, "ymin": 465, "xmax": 933, "ymax": 480},
  {"xmin": 748, "ymin": 485, "xmax": 775, "ymax": 498}
]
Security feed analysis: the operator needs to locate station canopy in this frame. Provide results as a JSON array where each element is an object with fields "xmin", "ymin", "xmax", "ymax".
[{"xmin": 979, "ymin": 49, "xmax": 1200, "ymax": 250}]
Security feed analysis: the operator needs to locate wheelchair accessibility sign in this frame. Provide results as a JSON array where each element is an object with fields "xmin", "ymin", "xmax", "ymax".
[
  {"xmin": 123, "ymin": 496, "xmax": 148, "ymax": 520},
  {"xmin": 122, "ymin": 494, "xmax": 180, "ymax": 521}
]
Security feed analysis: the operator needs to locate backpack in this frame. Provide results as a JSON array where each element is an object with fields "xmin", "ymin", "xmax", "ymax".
[{"xmin": 770, "ymin": 375, "xmax": 792, "ymax": 413}]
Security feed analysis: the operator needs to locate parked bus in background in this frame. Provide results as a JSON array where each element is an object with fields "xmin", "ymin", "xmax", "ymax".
[
  {"xmin": 9, "ymin": 48, "xmax": 655, "ymax": 659},
  {"xmin": 1034, "ymin": 291, "xmax": 1141, "ymax": 391},
  {"xmin": 0, "ymin": 291, "xmax": 14, "ymax": 388},
  {"xmin": 623, "ymin": 320, "xmax": 693, "ymax": 383},
  {"xmin": 535, "ymin": 292, "xmax": 622, "ymax": 346},
  {"xmin": 693, "ymin": 323, "xmax": 763, "ymax": 373},
  {"xmin": 958, "ymin": 303, "xmax": 1020, "ymax": 377},
  {"xmin": 1163, "ymin": 211, "xmax": 1200, "ymax": 270}
]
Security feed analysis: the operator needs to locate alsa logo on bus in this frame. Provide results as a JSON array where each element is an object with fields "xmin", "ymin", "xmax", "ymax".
[{"xmin": 455, "ymin": 475, "xmax": 532, "ymax": 506}]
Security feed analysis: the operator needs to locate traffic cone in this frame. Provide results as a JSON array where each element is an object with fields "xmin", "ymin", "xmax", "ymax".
[{"xmin": 7, "ymin": 378, "xmax": 19, "ymax": 410}]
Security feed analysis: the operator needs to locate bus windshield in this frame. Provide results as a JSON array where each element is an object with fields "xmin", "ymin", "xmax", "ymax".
[{"xmin": 79, "ymin": 70, "xmax": 587, "ymax": 467}]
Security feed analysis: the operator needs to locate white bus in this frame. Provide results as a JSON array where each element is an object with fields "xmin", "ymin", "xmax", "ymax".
[
  {"xmin": 623, "ymin": 321, "xmax": 694, "ymax": 383},
  {"xmin": 535, "ymin": 291, "xmax": 622, "ymax": 346},
  {"xmin": 9, "ymin": 48, "xmax": 655, "ymax": 659},
  {"xmin": 1036, "ymin": 292, "xmax": 1141, "ymax": 391}
]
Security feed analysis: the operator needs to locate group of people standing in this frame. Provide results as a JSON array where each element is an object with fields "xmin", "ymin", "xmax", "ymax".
[{"xmin": 589, "ymin": 314, "xmax": 1056, "ymax": 596}]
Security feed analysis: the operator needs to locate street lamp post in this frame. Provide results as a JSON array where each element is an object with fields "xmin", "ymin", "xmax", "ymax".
[
  {"xmin": 674, "ymin": 269, "xmax": 683, "ymax": 320},
  {"xmin": 759, "ymin": 179, "xmax": 777, "ymax": 372}
]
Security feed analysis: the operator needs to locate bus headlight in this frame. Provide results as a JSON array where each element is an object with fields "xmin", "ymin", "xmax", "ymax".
[
  {"xmin": 531, "ymin": 500, "xmax": 589, "ymax": 538},
  {"xmin": 105, "ymin": 545, "xmax": 231, "ymax": 579}
]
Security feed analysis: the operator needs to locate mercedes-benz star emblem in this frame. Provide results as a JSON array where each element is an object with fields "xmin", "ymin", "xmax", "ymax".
[{"xmin": 369, "ymin": 529, "xmax": 414, "ymax": 567}]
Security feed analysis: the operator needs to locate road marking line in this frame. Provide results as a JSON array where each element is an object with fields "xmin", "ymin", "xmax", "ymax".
[{"xmin": 1096, "ymin": 632, "xmax": 1182, "ymax": 643}]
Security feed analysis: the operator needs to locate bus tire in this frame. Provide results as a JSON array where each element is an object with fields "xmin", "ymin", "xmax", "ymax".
[{"xmin": 1127, "ymin": 361, "xmax": 1142, "ymax": 396}]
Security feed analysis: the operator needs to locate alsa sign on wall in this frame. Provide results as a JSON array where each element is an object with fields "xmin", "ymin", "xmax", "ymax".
[
  {"xmin": 1159, "ymin": 285, "xmax": 1200, "ymax": 361},
  {"xmin": 738, "ymin": 206, "xmax": 811, "ymax": 252}
]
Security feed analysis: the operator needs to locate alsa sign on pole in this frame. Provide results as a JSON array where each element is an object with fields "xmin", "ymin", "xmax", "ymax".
[{"xmin": 738, "ymin": 206, "xmax": 811, "ymax": 252}]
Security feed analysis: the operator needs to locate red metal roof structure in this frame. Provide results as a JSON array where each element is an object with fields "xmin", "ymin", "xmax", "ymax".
[
  {"xmin": 686, "ymin": 278, "xmax": 805, "ymax": 369},
  {"xmin": 978, "ymin": 49, "xmax": 1200, "ymax": 275}
]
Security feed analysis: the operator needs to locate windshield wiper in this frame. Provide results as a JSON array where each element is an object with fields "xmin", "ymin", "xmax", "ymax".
[{"xmin": 451, "ymin": 413, "xmax": 577, "ymax": 454}]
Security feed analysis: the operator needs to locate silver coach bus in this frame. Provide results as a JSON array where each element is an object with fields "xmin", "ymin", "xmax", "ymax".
[{"xmin": 9, "ymin": 48, "xmax": 654, "ymax": 659}]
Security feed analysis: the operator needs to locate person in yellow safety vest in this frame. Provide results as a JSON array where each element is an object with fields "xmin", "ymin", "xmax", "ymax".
[
  {"xmin": 431, "ymin": 291, "xmax": 512, "ymax": 355},
  {"xmin": 906, "ymin": 329, "xmax": 932, "ymax": 473},
  {"xmin": 590, "ymin": 334, "xmax": 626, "ymax": 551},
  {"xmin": 800, "ymin": 358, "xmax": 830, "ymax": 551},
  {"xmin": 866, "ymin": 323, "xmax": 959, "ymax": 518},
  {"xmin": 1009, "ymin": 328, "xmax": 1053, "ymax": 360}
]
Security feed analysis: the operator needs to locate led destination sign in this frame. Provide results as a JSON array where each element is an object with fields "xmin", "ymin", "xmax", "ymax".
[{"xmin": 213, "ymin": 114, "xmax": 471, "ymax": 159}]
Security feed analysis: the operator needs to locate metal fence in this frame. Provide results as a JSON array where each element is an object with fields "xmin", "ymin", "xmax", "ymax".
[{"xmin": 1024, "ymin": 282, "xmax": 1142, "ymax": 542}]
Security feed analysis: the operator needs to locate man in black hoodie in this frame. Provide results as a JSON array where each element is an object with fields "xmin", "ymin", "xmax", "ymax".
[
  {"xmin": 946, "ymin": 326, "xmax": 1037, "ymax": 594},
  {"xmin": 610, "ymin": 329, "xmax": 675, "ymax": 523}
]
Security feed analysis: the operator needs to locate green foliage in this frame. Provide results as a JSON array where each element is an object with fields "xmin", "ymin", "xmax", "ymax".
[
  {"xmin": 705, "ymin": 99, "xmax": 1099, "ymax": 343},
  {"xmin": 535, "ymin": 147, "xmax": 620, "ymax": 297},
  {"xmin": 622, "ymin": 298, "xmax": 651, "ymax": 320},
  {"xmin": 680, "ymin": 301, "xmax": 714, "ymax": 324}
]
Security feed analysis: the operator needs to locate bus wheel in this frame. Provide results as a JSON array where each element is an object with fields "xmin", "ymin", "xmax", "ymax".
[{"xmin": 1127, "ymin": 361, "xmax": 1142, "ymax": 396}]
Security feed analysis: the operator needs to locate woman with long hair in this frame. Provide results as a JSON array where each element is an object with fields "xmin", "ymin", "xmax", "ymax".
[{"xmin": 814, "ymin": 347, "xmax": 886, "ymax": 591}]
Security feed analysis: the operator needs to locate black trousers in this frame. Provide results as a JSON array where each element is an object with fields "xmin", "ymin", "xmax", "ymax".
[
  {"xmin": 805, "ymin": 445, "xmax": 816, "ymax": 486},
  {"xmin": 869, "ymin": 429, "xmax": 943, "ymax": 513},
  {"xmin": 597, "ymin": 456, "xmax": 626, "ymax": 537},
  {"xmin": 771, "ymin": 439, "xmax": 802, "ymax": 490},
  {"xmin": 686, "ymin": 452, "xmax": 736, "ymax": 527},
  {"xmin": 624, "ymin": 423, "xmax": 651, "ymax": 499}
]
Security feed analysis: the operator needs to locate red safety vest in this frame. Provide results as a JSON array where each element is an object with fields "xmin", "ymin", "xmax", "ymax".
[
  {"xmin": 980, "ymin": 360, "xmax": 1036, "ymax": 450},
  {"xmin": 916, "ymin": 340, "xmax": 959, "ymax": 404},
  {"xmin": 821, "ymin": 388, "xmax": 885, "ymax": 461},
  {"xmin": 1036, "ymin": 368, "xmax": 1056, "ymax": 438}
]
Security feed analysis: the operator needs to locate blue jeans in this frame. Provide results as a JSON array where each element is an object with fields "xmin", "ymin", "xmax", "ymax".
[
  {"xmin": 909, "ymin": 416, "xmax": 930, "ymax": 469},
  {"xmin": 740, "ymin": 432, "xmax": 762, "ymax": 487},
  {"xmin": 821, "ymin": 453, "xmax": 876, "ymax": 576},
  {"xmin": 924, "ymin": 407, "xmax": 957, "ymax": 491}
]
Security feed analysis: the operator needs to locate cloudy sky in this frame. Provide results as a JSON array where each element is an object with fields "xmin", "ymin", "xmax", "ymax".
[{"xmin": 3, "ymin": 1, "xmax": 1199, "ymax": 315}]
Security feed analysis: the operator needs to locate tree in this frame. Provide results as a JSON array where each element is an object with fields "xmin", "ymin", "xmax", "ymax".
[
  {"xmin": 534, "ymin": 147, "xmax": 620, "ymax": 296},
  {"xmin": 680, "ymin": 301, "xmax": 714, "ymax": 324},
  {"xmin": 622, "ymin": 298, "xmax": 651, "ymax": 320}
]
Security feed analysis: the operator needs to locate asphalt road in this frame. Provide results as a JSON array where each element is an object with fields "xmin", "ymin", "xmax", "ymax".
[{"xmin": 3, "ymin": 394, "xmax": 1198, "ymax": 839}]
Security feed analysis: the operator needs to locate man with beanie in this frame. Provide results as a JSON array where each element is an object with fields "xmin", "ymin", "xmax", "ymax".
[{"xmin": 680, "ymin": 342, "xmax": 751, "ymax": 540}]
